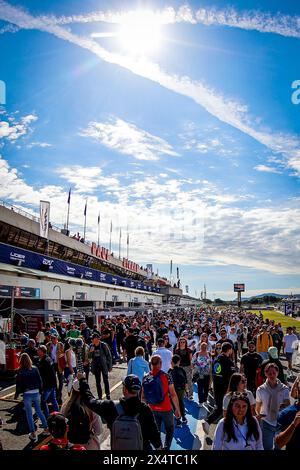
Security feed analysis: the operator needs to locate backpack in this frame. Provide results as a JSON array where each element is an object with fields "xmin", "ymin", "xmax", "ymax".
[
  {"xmin": 66, "ymin": 401, "xmax": 91, "ymax": 444},
  {"xmin": 111, "ymin": 403, "xmax": 143, "ymax": 450},
  {"xmin": 142, "ymin": 371, "xmax": 166, "ymax": 405}
]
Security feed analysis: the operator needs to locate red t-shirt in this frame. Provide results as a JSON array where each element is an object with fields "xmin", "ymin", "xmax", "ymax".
[{"xmin": 148, "ymin": 369, "xmax": 173, "ymax": 413}]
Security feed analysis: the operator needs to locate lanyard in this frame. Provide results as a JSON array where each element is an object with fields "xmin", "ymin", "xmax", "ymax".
[{"xmin": 234, "ymin": 422, "xmax": 249, "ymax": 447}]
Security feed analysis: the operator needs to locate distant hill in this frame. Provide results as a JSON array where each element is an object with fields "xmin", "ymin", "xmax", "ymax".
[{"xmin": 240, "ymin": 293, "xmax": 285, "ymax": 301}]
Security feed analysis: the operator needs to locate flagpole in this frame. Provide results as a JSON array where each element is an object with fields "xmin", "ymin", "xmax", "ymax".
[
  {"xmin": 109, "ymin": 220, "xmax": 112, "ymax": 253},
  {"xmin": 170, "ymin": 260, "xmax": 172, "ymax": 285},
  {"xmin": 97, "ymin": 212, "xmax": 100, "ymax": 248},
  {"xmin": 83, "ymin": 199, "xmax": 87, "ymax": 243},
  {"xmin": 127, "ymin": 231, "xmax": 129, "ymax": 260},
  {"xmin": 119, "ymin": 228, "xmax": 122, "ymax": 259},
  {"xmin": 66, "ymin": 188, "xmax": 71, "ymax": 233}
]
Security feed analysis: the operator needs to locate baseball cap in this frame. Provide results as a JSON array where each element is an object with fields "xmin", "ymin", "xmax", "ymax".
[
  {"xmin": 268, "ymin": 347, "xmax": 278, "ymax": 359},
  {"xmin": 50, "ymin": 332, "xmax": 58, "ymax": 338},
  {"xmin": 92, "ymin": 332, "xmax": 100, "ymax": 339},
  {"xmin": 122, "ymin": 374, "xmax": 141, "ymax": 392}
]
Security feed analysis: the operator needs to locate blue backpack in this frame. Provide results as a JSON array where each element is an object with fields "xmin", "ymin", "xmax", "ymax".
[{"xmin": 142, "ymin": 371, "xmax": 166, "ymax": 405}]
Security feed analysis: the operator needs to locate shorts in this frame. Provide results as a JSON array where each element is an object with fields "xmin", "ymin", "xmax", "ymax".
[{"xmin": 285, "ymin": 352, "xmax": 293, "ymax": 362}]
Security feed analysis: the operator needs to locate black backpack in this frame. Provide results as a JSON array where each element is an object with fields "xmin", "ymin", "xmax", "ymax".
[{"xmin": 66, "ymin": 401, "xmax": 91, "ymax": 444}]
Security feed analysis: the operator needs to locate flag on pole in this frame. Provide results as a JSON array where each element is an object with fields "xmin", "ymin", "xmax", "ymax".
[
  {"xmin": 177, "ymin": 267, "xmax": 179, "ymax": 279},
  {"xmin": 84, "ymin": 200, "xmax": 87, "ymax": 216},
  {"xmin": 97, "ymin": 212, "xmax": 100, "ymax": 225},
  {"xmin": 67, "ymin": 187, "xmax": 71, "ymax": 204}
]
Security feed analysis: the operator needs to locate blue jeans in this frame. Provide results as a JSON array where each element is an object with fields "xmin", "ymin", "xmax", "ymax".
[
  {"xmin": 261, "ymin": 420, "xmax": 277, "ymax": 450},
  {"xmin": 42, "ymin": 388, "xmax": 59, "ymax": 418},
  {"xmin": 23, "ymin": 392, "xmax": 48, "ymax": 433}
]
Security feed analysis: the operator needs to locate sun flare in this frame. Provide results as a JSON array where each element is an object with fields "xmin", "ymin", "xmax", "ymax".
[{"xmin": 118, "ymin": 10, "xmax": 162, "ymax": 56}]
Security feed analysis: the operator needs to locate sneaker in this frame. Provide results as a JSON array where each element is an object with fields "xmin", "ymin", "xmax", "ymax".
[
  {"xmin": 188, "ymin": 396, "xmax": 194, "ymax": 401},
  {"xmin": 29, "ymin": 432, "xmax": 38, "ymax": 443},
  {"xmin": 182, "ymin": 417, "xmax": 188, "ymax": 424},
  {"xmin": 176, "ymin": 419, "xmax": 182, "ymax": 428},
  {"xmin": 202, "ymin": 421, "xmax": 210, "ymax": 435}
]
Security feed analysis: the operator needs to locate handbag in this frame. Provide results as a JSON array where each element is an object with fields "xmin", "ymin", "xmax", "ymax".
[{"xmin": 192, "ymin": 369, "xmax": 200, "ymax": 383}]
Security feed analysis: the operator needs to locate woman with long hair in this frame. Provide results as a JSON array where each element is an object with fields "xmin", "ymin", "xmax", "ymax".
[
  {"xmin": 192, "ymin": 342, "xmax": 212, "ymax": 405},
  {"xmin": 61, "ymin": 378, "xmax": 102, "ymax": 450},
  {"xmin": 223, "ymin": 373, "xmax": 256, "ymax": 417},
  {"xmin": 14, "ymin": 352, "xmax": 48, "ymax": 442},
  {"xmin": 212, "ymin": 392, "xmax": 263, "ymax": 450},
  {"xmin": 174, "ymin": 337, "xmax": 193, "ymax": 400}
]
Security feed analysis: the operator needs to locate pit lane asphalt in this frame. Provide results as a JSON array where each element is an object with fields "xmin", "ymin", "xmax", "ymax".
[{"xmin": 0, "ymin": 363, "xmax": 127, "ymax": 450}]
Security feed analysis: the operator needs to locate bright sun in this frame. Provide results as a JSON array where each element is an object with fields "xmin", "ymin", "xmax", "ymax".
[{"xmin": 118, "ymin": 10, "xmax": 162, "ymax": 56}]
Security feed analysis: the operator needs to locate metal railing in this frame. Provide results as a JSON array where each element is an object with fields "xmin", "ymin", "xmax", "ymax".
[
  {"xmin": 0, "ymin": 199, "xmax": 62, "ymax": 233},
  {"xmin": 0, "ymin": 200, "xmax": 167, "ymax": 282}
]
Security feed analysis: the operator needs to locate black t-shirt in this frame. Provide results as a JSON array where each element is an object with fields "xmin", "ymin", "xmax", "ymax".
[
  {"xmin": 216, "ymin": 338, "xmax": 234, "ymax": 349},
  {"xmin": 240, "ymin": 352, "xmax": 262, "ymax": 378},
  {"xmin": 123, "ymin": 335, "xmax": 139, "ymax": 360},
  {"xmin": 174, "ymin": 348, "xmax": 192, "ymax": 367},
  {"xmin": 212, "ymin": 354, "xmax": 236, "ymax": 387},
  {"xmin": 101, "ymin": 328, "xmax": 112, "ymax": 347},
  {"xmin": 116, "ymin": 324, "xmax": 125, "ymax": 340},
  {"xmin": 156, "ymin": 327, "xmax": 168, "ymax": 340}
]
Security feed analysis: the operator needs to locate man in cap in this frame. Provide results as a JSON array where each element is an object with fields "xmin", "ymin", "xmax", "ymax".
[
  {"xmin": 77, "ymin": 373, "xmax": 162, "ymax": 451},
  {"xmin": 260, "ymin": 346, "xmax": 285, "ymax": 384}
]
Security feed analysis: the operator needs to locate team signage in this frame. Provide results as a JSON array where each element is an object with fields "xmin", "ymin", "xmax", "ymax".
[
  {"xmin": 76, "ymin": 292, "xmax": 87, "ymax": 300},
  {"xmin": 0, "ymin": 285, "xmax": 40, "ymax": 298},
  {"xmin": 0, "ymin": 243, "xmax": 160, "ymax": 294}
]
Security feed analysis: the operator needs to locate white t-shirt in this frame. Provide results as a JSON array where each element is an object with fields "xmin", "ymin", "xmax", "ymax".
[
  {"xmin": 256, "ymin": 383, "xmax": 290, "ymax": 426},
  {"xmin": 154, "ymin": 347, "xmax": 173, "ymax": 373},
  {"xmin": 284, "ymin": 334, "xmax": 298, "ymax": 353},
  {"xmin": 223, "ymin": 390, "xmax": 256, "ymax": 411}
]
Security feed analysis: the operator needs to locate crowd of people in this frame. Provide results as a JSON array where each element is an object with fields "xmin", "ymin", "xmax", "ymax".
[{"xmin": 4, "ymin": 306, "xmax": 300, "ymax": 451}]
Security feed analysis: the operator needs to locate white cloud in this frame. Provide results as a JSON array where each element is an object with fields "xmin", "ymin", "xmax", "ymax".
[
  {"xmin": 34, "ymin": 5, "xmax": 300, "ymax": 39},
  {"xmin": 254, "ymin": 164, "xmax": 282, "ymax": 174},
  {"xmin": 2, "ymin": 1, "xmax": 300, "ymax": 176},
  {"xmin": 1, "ymin": 154, "xmax": 300, "ymax": 275},
  {"xmin": 27, "ymin": 141, "xmax": 52, "ymax": 148},
  {"xmin": 0, "ymin": 113, "xmax": 38, "ymax": 141},
  {"xmin": 80, "ymin": 118, "xmax": 180, "ymax": 161},
  {"xmin": 0, "ymin": 22, "xmax": 19, "ymax": 34},
  {"xmin": 57, "ymin": 165, "xmax": 120, "ymax": 193}
]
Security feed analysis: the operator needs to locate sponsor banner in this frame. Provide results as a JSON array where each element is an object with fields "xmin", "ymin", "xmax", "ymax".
[
  {"xmin": 76, "ymin": 292, "xmax": 87, "ymax": 300},
  {"xmin": 0, "ymin": 285, "xmax": 13, "ymax": 297},
  {"xmin": 39, "ymin": 200, "xmax": 50, "ymax": 239},
  {"xmin": 14, "ymin": 287, "xmax": 40, "ymax": 298},
  {"xmin": 0, "ymin": 243, "xmax": 160, "ymax": 294}
]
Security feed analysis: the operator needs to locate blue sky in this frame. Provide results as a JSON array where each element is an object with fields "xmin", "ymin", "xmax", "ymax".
[{"xmin": 0, "ymin": 0, "xmax": 300, "ymax": 299}]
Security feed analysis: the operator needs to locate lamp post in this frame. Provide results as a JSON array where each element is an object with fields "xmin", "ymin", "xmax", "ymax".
[{"xmin": 53, "ymin": 285, "xmax": 61, "ymax": 308}]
